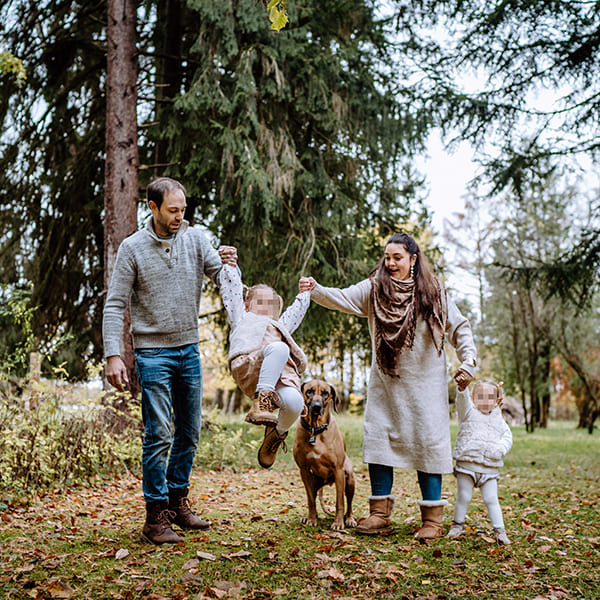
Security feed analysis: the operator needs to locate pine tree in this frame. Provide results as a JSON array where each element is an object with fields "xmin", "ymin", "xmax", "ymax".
[
  {"xmin": 0, "ymin": 0, "xmax": 434, "ymax": 380},
  {"xmin": 391, "ymin": 0, "xmax": 600, "ymax": 301},
  {"xmin": 145, "ymin": 0, "xmax": 432, "ymax": 357},
  {"xmin": 0, "ymin": 0, "xmax": 108, "ymax": 378}
]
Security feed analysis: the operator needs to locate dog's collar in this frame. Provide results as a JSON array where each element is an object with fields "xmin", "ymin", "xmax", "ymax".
[{"xmin": 300, "ymin": 417, "xmax": 330, "ymax": 445}]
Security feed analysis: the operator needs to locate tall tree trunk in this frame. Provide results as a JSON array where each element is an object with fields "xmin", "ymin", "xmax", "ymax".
[
  {"xmin": 538, "ymin": 342, "xmax": 551, "ymax": 428},
  {"xmin": 104, "ymin": 0, "xmax": 139, "ymax": 397},
  {"xmin": 586, "ymin": 407, "xmax": 599, "ymax": 434},
  {"xmin": 510, "ymin": 291, "xmax": 531, "ymax": 432},
  {"xmin": 562, "ymin": 353, "xmax": 599, "ymax": 434},
  {"xmin": 519, "ymin": 286, "xmax": 540, "ymax": 433},
  {"xmin": 154, "ymin": 0, "xmax": 183, "ymax": 174},
  {"xmin": 529, "ymin": 369, "xmax": 539, "ymax": 431}
]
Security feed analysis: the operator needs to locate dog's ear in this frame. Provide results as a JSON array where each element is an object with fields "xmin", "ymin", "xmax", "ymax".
[
  {"xmin": 301, "ymin": 381, "xmax": 308, "ymax": 395},
  {"xmin": 330, "ymin": 385, "xmax": 339, "ymax": 413}
]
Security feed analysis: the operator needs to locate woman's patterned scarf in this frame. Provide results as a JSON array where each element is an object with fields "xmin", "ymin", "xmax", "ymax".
[{"xmin": 372, "ymin": 275, "xmax": 447, "ymax": 377}]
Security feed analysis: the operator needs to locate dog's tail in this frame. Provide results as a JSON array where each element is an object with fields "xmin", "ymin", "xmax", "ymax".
[{"xmin": 318, "ymin": 489, "xmax": 335, "ymax": 517}]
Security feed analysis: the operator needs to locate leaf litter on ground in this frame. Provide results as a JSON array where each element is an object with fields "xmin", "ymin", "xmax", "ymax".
[{"xmin": 0, "ymin": 420, "xmax": 599, "ymax": 599}]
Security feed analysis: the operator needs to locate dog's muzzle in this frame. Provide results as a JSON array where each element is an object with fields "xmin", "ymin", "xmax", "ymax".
[{"xmin": 309, "ymin": 399, "xmax": 324, "ymax": 416}]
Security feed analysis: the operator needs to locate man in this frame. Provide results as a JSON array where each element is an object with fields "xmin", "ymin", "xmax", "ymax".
[{"xmin": 103, "ymin": 177, "xmax": 237, "ymax": 544}]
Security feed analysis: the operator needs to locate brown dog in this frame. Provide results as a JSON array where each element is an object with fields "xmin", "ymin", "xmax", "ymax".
[{"xmin": 293, "ymin": 380, "xmax": 357, "ymax": 530}]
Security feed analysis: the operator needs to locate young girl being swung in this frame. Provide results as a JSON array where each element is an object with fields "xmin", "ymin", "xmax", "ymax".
[{"xmin": 219, "ymin": 262, "xmax": 312, "ymax": 468}]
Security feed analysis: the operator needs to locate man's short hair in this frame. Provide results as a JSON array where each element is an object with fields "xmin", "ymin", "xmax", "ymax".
[{"xmin": 147, "ymin": 177, "xmax": 186, "ymax": 210}]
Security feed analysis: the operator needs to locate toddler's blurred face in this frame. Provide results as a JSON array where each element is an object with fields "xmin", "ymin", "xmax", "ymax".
[
  {"xmin": 472, "ymin": 382, "xmax": 499, "ymax": 414},
  {"xmin": 246, "ymin": 288, "xmax": 278, "ymax": 318}
]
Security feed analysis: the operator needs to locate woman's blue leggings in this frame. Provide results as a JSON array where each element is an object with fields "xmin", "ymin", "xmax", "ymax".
[{"xmin": 368, "ymin": 463, "xmax": 442, "ymax": 500}]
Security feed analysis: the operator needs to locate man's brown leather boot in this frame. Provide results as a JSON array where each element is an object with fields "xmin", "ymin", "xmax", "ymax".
[
  {"xmin": 140, "ymin": 501, "xmax": 183, "ymax": 544},
  {"xmin": 168, "ymin": 488, "xmax": 210, "ymax": 530}
]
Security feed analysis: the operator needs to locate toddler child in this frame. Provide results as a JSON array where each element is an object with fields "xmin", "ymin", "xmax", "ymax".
[
  {"xmin": 447, "ymin": 379, "xmax": 513, "ymax": 545},
  {"xmin": 220, "ymin": 264, "xmax": 311, "ymax": 468}
]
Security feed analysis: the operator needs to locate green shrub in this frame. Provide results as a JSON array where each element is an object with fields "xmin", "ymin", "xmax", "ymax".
[
  {"xmin": 195, "ymin": 409, "xmax": 262, "ymax": 470},
  {"xmin": 0, "ymin": 381, "xmax": 321, "ymax": 496},
  {"xmin": 0, "ymin": 384, "xmax": 142, "ymax": 495},
  {"xmin": 0, "ymin": 386, "xmax": 272, "ymax": 495}
]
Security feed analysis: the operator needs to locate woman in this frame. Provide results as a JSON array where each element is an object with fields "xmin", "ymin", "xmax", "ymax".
[{"xmin": 300, "ymin": 233, "xmax": 476, "ymax": 540}]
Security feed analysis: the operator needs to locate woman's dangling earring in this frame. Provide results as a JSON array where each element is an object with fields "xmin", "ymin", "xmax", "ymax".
[{"xmin": 410, "ymin": 263, "xmax": 415, "ymax": 279}]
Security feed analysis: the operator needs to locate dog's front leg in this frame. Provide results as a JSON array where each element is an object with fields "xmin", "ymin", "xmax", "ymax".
[
  {"xmin": 331, "ymin": 468, "xmax": 346, "ymax": 530},
  {"xmin": 299, "ymin": 470, "xmax": 319, "ymax": 526},
  {"xmin": 343, "ymin": 457, "xmax": 357, "ymax": 528}
]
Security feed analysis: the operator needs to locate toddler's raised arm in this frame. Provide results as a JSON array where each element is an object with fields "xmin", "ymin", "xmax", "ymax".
[
  {"xmin": 279, "ymin": 284, "xmax": 311, "ymax": 333},
  {"xmin": 454, "ymin": 387, "xmax": 472, "ymax": 423},
  {"xmin": 219, "ymin": 264, "xmax": 245, "ymax": 327}
]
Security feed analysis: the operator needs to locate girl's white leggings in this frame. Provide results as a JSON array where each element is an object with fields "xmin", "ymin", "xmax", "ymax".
[
  {"xmin": 453, "ymin": 472, "xmax": 505, "ymax": 529},
  {"xmin": 256, "ymin": 341, "xmax": 304, "ymax": 434}
]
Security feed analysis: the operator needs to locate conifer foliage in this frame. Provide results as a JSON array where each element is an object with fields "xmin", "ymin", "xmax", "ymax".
[
  {"xmin": 0, "ymin": 0, "xmax": 428, "ymax": 378},
  {"xmin": 158, "ymin": 0, "xmax": 424, "ymax": 288},
  {"xmin": 393, "ymin": 0, "xmax": 600, "ymax": 300},
  {"xmin": 0, "ymin": 1, "xmax": 108, "ymax": 378}
]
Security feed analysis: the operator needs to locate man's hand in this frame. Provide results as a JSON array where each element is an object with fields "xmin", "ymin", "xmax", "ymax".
[
  {"xmin": 454, "ymin": 368, "xmax": 473, "ymax": 391},
  {"xmin": 218, "ymin": 245, "xmax": 238, "ymax": 267},
  {"xmin": 106, "ymin": 356, "xmax": 129, "ymax": 392}
]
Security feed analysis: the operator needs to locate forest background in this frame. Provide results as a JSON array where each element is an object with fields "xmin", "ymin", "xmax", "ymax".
[{"xmin": 0, "ymin": 0, "xmax": 599, "ymax": 436}]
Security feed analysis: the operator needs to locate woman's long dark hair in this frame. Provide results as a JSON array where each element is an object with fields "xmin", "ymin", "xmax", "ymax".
[{"xmin": 369, "ymin": 232, "xmax": 441, "ymax": 318}]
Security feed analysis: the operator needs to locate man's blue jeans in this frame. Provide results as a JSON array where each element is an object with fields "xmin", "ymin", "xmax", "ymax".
[{"xmin": 134, "ymin": 344, "xmax": 203, "ymax": 503}]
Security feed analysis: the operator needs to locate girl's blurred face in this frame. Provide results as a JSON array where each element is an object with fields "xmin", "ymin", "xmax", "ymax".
[
  {"xmin": 472, "ymin": 382, "xmax": 499, "ymax": 414},
  {"xmin": 384, "ymin": 243, "xmax": 416, "ymax": 280},
  {"xmin": 246, "ymin": 288, "xmax": 278, "ymax": 317}
]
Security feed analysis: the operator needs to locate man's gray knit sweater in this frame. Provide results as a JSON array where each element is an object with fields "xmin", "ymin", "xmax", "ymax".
[{"xmin": 103, "ymin": 219, "xmax": 223, "ymax": 358}]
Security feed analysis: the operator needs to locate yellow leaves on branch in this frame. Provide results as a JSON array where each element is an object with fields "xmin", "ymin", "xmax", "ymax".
[
  {"xmin": 267, "ymin": 0, "xmax": 289, "ymax": 32},
  {"xmin": 0, "ymin": 50, "xmax": 26, "ymax": 87}
]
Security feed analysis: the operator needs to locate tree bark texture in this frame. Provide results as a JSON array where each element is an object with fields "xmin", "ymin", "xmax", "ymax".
[{"xmin": 104, "ymin": 0, "xmax": 139, "ymax": 397}]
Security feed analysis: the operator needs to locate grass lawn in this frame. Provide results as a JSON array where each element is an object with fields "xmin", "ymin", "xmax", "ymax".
[{"xmin": 0, "ymin": 415, "xmax": 598, "ymax": 599}]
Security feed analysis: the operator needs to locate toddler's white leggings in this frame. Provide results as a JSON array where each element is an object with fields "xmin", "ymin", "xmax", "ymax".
[
  {"xmin": 256, "ymin": 341, "xmax": 304, "ymax": 435},
  {"xmin": 453, "ymin": 471, "xmax": 505, "ymax": 529}
]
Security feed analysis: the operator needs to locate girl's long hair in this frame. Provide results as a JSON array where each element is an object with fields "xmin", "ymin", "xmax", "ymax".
[{"xmin": 369, "ymin": 232, "xmax": 441, "ymax": 318}]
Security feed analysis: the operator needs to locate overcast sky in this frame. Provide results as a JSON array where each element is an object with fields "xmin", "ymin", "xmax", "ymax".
[{"xmin": 420, "ymin": 132, "xmax": 475, "ymax": 234}]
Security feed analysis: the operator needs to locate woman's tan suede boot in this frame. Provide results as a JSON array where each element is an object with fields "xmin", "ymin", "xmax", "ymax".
[
  {"xmin": 414, "ymin": 500, "xmax": 447, "ymax": 542},
  {"xmin": 355, "ymin": 495, "xmax": 395, "ymax": 535}
]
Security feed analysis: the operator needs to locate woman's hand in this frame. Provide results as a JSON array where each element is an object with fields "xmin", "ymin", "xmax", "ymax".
[
  {"xmin": 454, "ymin": 368, "xmax": 473, "ymax": 391},
  {"xmin": 299, "ymin": 277, "xmax": 316, "ymax": 293}
]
